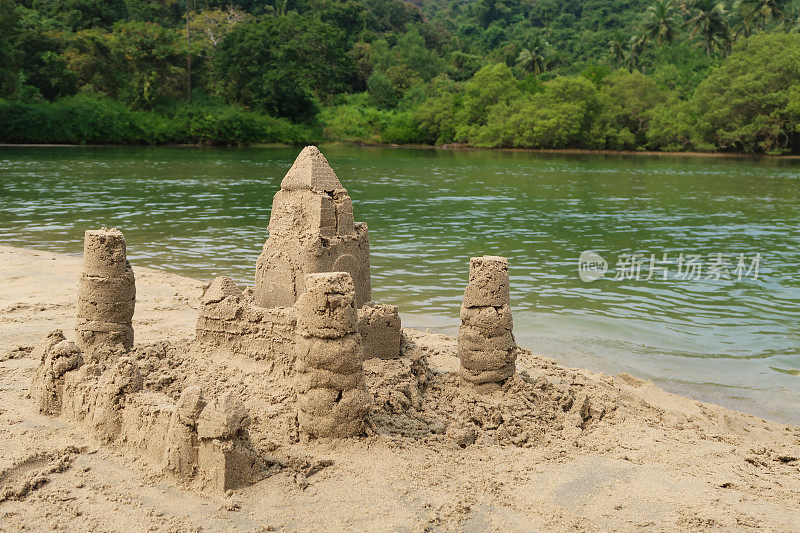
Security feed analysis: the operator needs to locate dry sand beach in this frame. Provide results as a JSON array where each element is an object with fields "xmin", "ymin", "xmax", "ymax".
[{"xmin": 1, "ymin": 244, "xmax": 799, "ymax": 532}]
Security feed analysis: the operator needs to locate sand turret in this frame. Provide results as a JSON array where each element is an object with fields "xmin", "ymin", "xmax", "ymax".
[
  {"xmin": 254, "ymin": 146, "xmax": 371, "ymax": 309},
  {"xmin": 195, "ymin": 391, "xmax": 262, "ymax": 491},
  {"xmin": 164, "ymin": 386, "xmax": 206, "ymax": 479},
  {"xmin": 294, "ymin": 272, "xmax": 372, "ymax": 438},
  {"xmin": 30, "ymin": 330, "xmax": 83, "ymax": 415},
  {"xmin": 76, "ymin": 228, "xmax": 136, "ymax": 358},
  {"xmin": 457, "ymin": 256, "xmax": 517, "ymax": 392}
]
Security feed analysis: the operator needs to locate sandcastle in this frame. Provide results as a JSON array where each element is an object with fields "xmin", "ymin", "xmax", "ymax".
[{"xmin": 29, "ymin": 146, "xmax": 523, "ymax": 493}]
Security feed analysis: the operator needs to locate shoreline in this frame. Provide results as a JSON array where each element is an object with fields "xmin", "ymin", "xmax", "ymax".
[
  {"xmin": 2, "ymin": 244, "xmax": 800, "ymax": 530},
  {"xmin": 4, "ymin": 141, "xmax": 800, "ymax": 160}
]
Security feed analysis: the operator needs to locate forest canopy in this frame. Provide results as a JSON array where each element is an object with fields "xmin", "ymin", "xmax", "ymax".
[{"xmin": 1, "ymin": 0, "xmax": 800, "ymax": 152}]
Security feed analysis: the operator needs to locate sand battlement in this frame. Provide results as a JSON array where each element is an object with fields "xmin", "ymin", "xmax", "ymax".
[{"xmin": 195, "ymin": 276, "xmax": 297, "ymax": 362}]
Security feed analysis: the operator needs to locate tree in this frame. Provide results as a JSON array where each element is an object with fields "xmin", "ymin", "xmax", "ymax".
[
  {"xmin": 691, "ymin": 32, "xmax": 800, "ymax": 153},
  {"xmin": 469, "ymin": 76, "xmax": 598, "ymax": 148},
  {"xmin": 366, "ymin": 71, "xmax": 399, "ymax": 109},
  {"xmin": 642, "ymin": 0, "xmax": 679, "ymax": 45},
  {"xmin": 25, "ymin": 0, "xmax": 127, "ymax": 31},
  {"xmin": 187, "ymin": 7, "xmax": 250, "ymax": 52},
  {"xmin": 4, "ymin": 6, "xmax": 77, "ymax": 100},
  {"xmin": 608, "ymin": 31, "xmax": 627, "ymax": 68},
  {"xmin": 626, "ymin": 35, "xmax": 646, "ymax": 71},
  {"xmin": 735, "ymin": 0, "xmax": 787, "ymax": 32},
  {"xmin": 731, "ymin": 0, "xmax": 757, "ymax": 39},
  {"xmin": 453, "ymin": 63, "xmax": 520, "ymax": 142},
  {"xmin": 215, "ymin": 13, "xmax": 351, "ymax": 122},
  {"xmin": 413, "ymin": 75, "xmax": 460, "ymax": 144},
  {"xmin": 65, "ymin": 22, "xmax": 187, "ymax": 108},
  {"xmin": 0, "ymin": 0, "xmax": 16, "ymax": 96},
  {"xmin": 515, "ymin": 37, "xmax": 548, "ymax": 75},
  {"xmin": 686, "ymin": 0, "xmax": 729, "ymax": 57},
  {"xmin": 395, "ymin": 27, "xmax": 442, "ymax": 82},
  {"xmin": 594, "ymin": 69, "xmax": 664, "ymax": 148}
]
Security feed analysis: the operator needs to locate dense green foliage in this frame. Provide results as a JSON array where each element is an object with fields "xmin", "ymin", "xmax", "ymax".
[
  {"xmin": 0, "ymin": 95, "xmax": 314, "ymax": 144},
  {"xmin": 1, "ymin": 0, "xmax": 799, "ymax": 151}
]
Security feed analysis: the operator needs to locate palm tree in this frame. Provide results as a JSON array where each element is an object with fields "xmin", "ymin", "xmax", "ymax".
[
  {"xmin": 738, "ymin": 0, "xmax": 787, "ymax": 31},
  {"xmin": 626, "ymin": 35, "xmax": 647, "ymax": 71},
  {"xmin": 516, "ymin": 39, "xmax": 548, "ymax": 75},
  {"xmin": 642, "ymin": 0, "xmax": 679, "ymax": 44},
  {"xmin": 687, "ymin": 0, "xmax": 729, "ymax": 57},
  {"xmin": 731, "ymin": 0, "xmax": 757, "ymax": 40},
  {"xmin": 781, "ymin": 5, "xmax": 800, "ymax": 32},
  {"xmin": 609, "ymin": 31, "xmax": 627, "ymax": 68}
]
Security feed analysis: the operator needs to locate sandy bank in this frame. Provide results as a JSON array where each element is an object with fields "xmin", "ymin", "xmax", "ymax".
[{"xmin": 1, "ymin": 245, "xmax": 799, "ymax": 531}]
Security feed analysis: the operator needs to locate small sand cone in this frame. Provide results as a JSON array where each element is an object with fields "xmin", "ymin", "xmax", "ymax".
[
  {"xmin": 294, "ymin": 272, "xmax": 372, "ymax": 438},
  {"xmin": 457, "ymin": 256, "xmax": 516, "ymax": 393},
  {"xmin": 76, "ymin": 229, "xmax": 136, "ymax": 359}
]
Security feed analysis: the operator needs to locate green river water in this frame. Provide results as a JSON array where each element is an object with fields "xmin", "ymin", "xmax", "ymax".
[{"xmin": 1, "ymin": 145, "xmax": 799, "ymax": 422}]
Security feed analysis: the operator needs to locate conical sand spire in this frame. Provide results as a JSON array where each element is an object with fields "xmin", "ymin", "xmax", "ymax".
[
  {"xmin": 254, "ymin": 146, "xmax": 371, "ymax": 309},
  {"xmin": 280, "ymin": 146, "xmax": 345, "ymax": 192}
]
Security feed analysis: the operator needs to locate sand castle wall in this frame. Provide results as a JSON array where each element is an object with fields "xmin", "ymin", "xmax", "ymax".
[
  {"xmin": 76, "ymin": 229, "xmax": 135, "ymax": 358},
  {"xmin": 195, "ymin": 277, "xmax": 297, "ymax": 362},
  {"xmin": 34, "ymin": 343, "xmax": 261, "ymax": 493},
  {"xmin": 195, "ymin": 277, "xmax": 401, "ymax": 363},
  {"xmin": 357, "ymin": 303, "xmax": 401, "ymax": 360},
  {"xmin": 458, "ymin": 256, "xmax": 517, "ymax": 392}
]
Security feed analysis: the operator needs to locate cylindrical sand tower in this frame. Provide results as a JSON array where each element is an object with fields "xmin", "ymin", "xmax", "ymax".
[
  {"xmin": 294, "ymin": 272, "xmax": 371, "ymax": 437},
  {"xmin": 76, "ymin": 228, "xmax": 136, "ymax": 358},
  {"xmin": 458, "ymin": 256, "xmax": 516, "ymax": 392}
]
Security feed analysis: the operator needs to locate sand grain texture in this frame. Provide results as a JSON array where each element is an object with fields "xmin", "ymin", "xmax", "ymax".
[{"xmin": 1, "ymin": 245, "xmax": 799, "ymax": 532}]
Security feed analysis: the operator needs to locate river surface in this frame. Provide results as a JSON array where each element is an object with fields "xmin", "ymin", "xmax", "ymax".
[{"xmin": 1, "ymin": 145, "xmax": 799, "ymax": 423}]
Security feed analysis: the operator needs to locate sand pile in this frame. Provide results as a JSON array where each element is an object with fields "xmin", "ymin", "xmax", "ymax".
[{"xmin": 366, "ymin": 329, "xmax": 612, "ymax": 447}]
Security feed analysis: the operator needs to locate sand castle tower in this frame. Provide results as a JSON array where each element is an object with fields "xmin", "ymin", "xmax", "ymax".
[
  {"xmin": 254, "ymin": 146, "xmax": 371, "ymax": 309},
  {"xmin": 294, "ymin": 272, "xmax": 372, "ymax": 437},
  {"xmin": 457, "ymin": 256, "xmax": 517, "ymax": 392},
  {"xmin": 197, "ymin": 147, "xmax": 400, "ymax": 361},
  {"xmin": 76, "ymin": 228, "xmax": 136, "ymax": 357}
]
